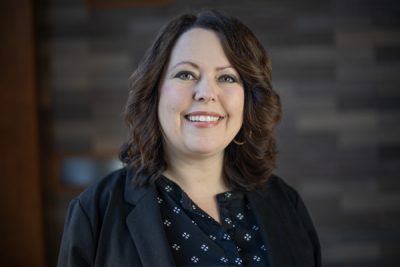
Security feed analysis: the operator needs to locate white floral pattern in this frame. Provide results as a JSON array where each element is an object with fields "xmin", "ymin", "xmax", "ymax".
[
  {"xmin": 182, "ymin": 232, "xmax": 190, "ymax": 239},
  {"xmin": 244, "ymin": 233, "xmax": 252, "ymax": 241},
  {"xmin": 172, "ymin": 243, "xmax": 180, "ymax": 251},
  {"xmin": 157, "ymin": 175, "xmax": 268, "ymax": 266},
  {"xmin": 173, "ymin": 206, "xmax": 181, "ymax": 214},
  {"xmin": 191, "ymin": 256, "xmax": 199, "ymax": 263},
  {"xmin": 200, "ymin": 244, "xmax": 209, "ymax": 251}
]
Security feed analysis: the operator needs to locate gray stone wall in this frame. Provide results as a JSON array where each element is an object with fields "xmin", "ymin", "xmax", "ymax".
[{"xmin": 37, "ymin": 0, "xmax": 400, "ymax": 266}]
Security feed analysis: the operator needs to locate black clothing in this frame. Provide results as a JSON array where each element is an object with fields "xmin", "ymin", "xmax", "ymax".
[
  {"xmin": 58, "ymin": 167, "xmax": 321, "ymax": 267},
  {"xmin": 156, "ymin": 175, "xmax": 269, "ymax": 266}
]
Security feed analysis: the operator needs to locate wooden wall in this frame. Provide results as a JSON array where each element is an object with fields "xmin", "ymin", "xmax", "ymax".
[{"xmin": 0, "ymin": 0, "xmax": 45, "ymax": 266}]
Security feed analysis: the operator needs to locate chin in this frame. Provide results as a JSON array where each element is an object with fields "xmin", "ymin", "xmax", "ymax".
[
  {"xmin": 188, "ymin": 146, "xmax": 218, "ymax": 155},
  {"xmin": 184, "ymin": 142, "xmax": 227, "ymax": 157}
]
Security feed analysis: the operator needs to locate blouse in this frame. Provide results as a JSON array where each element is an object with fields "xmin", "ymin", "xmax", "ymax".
[{"xmin": 156, "ymin": 175, "xmax": 269, "ymax": 266}]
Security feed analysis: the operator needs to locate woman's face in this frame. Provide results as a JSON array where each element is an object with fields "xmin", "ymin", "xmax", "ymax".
[{"xmin": 158, "ymin": 28, "xmax": 244, "ymax": 160}]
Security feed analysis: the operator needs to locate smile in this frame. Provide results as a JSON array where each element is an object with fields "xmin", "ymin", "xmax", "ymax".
[
  {"xmin": 184, "ymin": 112, "xmax": 225, "ymax": 128},
  {"xmin": 186, "ymin": 115, "xmax": 222, "ymax": 122}
]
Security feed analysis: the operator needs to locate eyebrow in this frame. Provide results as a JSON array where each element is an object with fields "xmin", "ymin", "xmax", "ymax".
[{"xmin": 171, "ymin": 61, "xmax": 234, "ymax": 71}]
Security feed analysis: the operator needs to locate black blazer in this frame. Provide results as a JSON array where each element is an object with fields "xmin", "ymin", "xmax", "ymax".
[{"xmin": 58, "ymin": 168, "xmax": 321, "ymax": 267}]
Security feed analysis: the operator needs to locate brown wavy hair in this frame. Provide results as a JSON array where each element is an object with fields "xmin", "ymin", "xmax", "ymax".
[{"xmin": 120, "ymin": 10, "xmax": 281, "ymax": 190}]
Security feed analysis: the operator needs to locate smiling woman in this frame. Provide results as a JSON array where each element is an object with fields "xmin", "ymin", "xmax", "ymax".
[
  {"xmin": 158, "ymin": 29, "xmax": 244, "ymax": 161},
  {"xmin": 58, "ymin": 10, "xmax": 321, "ymax": 267}
]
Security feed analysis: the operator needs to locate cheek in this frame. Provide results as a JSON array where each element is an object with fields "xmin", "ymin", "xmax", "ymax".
[
  {"xmin": 226, "ymin": 89, "xmax": 245, "ymax": 118},
  {"xmin": 159, "ymin": 83, "xmax": 191, "ymax": 112},
  {"xmin": 158, "ymin": 84, "xmax": 191, "ymax": 125},
  {"xmin": 159, "ymin": 85, "xmax": 175, "ymax": 112}
]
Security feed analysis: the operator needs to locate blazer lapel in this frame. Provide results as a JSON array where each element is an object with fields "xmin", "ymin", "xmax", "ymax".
[
  {"xmin": 124, "ymin": 171, "xmax": 175, "ymax": 267},
  {"xmin": 246, "ymin": 189, "xmax": 296, "ymax": 267}
]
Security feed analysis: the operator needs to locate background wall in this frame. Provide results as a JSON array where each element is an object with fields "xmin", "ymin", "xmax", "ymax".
[
  {"xmin": 36, "ymin": 0, "xmax": 400, "ymax": 266},
  {"xmin": 0, "ymin": 0, "xmax": 45, "ymax": 266}
]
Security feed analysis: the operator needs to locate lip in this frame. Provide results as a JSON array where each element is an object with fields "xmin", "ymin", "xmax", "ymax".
[
  {"xmin": 185, "ymin": 111, "xmax": 225, "ymax": 117},
  {"xmin": 184, "ymin": 111, "xmax": 225, "ymax": 128}
]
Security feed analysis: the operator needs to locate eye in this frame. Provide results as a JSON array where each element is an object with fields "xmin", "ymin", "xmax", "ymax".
[
  {"xmin": 175, "ymin": 71, "xmax": 197, "ymax": 80},
  {"xmin": 218, "ymin": 74, "xmax": 237, "ymax": 83}
]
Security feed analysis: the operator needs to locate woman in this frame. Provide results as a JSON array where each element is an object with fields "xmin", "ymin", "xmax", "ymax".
[{"xmin": 58, "ymin": 10, "xmax": 321, "ymax": 267}]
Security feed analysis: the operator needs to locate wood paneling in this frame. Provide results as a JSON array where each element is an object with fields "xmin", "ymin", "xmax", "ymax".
[{"xmin": 0, "ymin": 0, "xmax": 45, "ymax": 266}]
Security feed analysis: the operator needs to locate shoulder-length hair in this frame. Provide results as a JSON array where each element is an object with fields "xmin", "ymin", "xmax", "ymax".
[{"xmin": 120, "ymin": 10, "xmax": 281, "ymax": 190}]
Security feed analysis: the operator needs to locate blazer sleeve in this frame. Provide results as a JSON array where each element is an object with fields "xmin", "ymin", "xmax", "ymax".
[
  {"xmin": 58, "ymin": 198, "xmax": 95, "ymax": 267},
  {"xmin": 293, "ymin": 189, "xmax": 322, "ymax": 267}
]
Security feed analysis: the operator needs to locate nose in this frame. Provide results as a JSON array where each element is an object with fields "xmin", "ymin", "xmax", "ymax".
[{"xmin": 193, "ymin": 78, "xmax": 217, "ymax": 103}]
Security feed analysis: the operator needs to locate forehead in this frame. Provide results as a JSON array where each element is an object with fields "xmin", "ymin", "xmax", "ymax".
[{"xmin": 167, "ymin": 28, "xmax": 230, "ymax": 67}]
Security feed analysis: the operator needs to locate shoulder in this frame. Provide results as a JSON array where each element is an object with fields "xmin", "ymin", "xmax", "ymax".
[
  {"xmin": 262, "ymin": 174, "xmax": 322, "ymax": 266},
  {"xmin": 264, "ymin": 173, "xmax": 300, "ymax": 207},
  {"xmin": 77, "ymin": 168, "xmax": 128, "ymax": 203},
  {"xmin": 71, "ymin": 167, "xmax": 141, "ymax": 219},
  {"xmin": 59, "ymin": 168, "xmax": 146, "ymax": 266}
]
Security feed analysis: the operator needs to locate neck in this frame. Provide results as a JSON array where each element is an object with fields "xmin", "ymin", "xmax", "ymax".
[{"xmin": 163, "ymin": 152, "xmax": 229, "ymax": 196}]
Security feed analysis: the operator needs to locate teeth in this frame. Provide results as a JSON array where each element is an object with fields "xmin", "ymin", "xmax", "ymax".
[{"xmin": 187, "ymin": 115, "xmax": 220, "ymax": 122}]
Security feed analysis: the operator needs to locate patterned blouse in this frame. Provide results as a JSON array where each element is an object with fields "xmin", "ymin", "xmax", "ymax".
[{"xmin": 156, "ymin": 175, "xmax": 269, "ymax": 266}]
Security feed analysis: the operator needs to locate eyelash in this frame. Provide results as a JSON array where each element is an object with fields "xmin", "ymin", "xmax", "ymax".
[
  {"xmin": 174, "ymin": 71, "xmax": 238, "ymax": 83},
  {"xmin": 218, "ymin": 74, "xmax": 237, "ymax": 83},
  {"xmin": 175, "ymin": 71, "xmax": 197, "ymax": 80}
]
